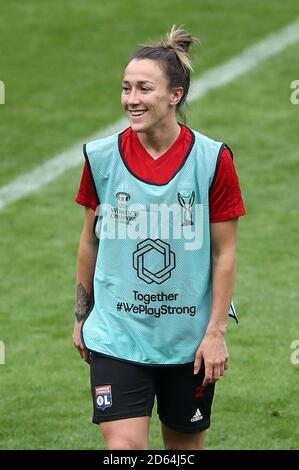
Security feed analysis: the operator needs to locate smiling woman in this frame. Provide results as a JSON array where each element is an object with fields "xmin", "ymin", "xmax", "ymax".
[
  {"xmin": 121, "ymin": 59, "xmax": 182, "ymax": 146},
  {"xmin": 121, "ymin": 28, "xmax": 194, "ymax": 154},
  {"xmin": 74, "ymin": 25, "xmax": 246, "ymax": 450}
]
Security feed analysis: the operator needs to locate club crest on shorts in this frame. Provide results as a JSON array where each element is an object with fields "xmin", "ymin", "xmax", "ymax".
[{"xmin": 95, "ymin": 385, "xmax": 112, "ymax": 411}]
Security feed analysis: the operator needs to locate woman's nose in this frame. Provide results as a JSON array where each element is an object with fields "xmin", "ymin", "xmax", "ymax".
[{"xmin": 127, "ymin": 89, "xmax": 140, "ymax": 105}]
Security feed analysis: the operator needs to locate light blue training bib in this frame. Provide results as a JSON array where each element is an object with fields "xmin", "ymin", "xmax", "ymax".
[{"xmin": 82, "ymin": 128, "xmax": 237, "ymax": 365}]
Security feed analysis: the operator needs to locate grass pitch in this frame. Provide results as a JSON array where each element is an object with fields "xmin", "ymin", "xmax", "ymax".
[{"xmin": 1, "ymin": 0, "xmax": 299, "ymax": 450}]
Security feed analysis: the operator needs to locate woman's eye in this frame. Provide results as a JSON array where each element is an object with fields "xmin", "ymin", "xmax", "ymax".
[{"xmin": 122, "ymin": 86, "xmax": 130, "ymax": 92}]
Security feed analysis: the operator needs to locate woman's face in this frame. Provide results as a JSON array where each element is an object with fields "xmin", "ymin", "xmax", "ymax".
[{"xmin": 121, "ymin": 58, "xmax": 182, "ymax": 133}]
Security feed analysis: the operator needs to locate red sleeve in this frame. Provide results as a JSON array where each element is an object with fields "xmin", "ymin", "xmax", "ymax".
[
  {"xmin": 75, "ymin": 162, "xmax": 98, "ymax": 210},
  {"xmin": 209, "ymin": 147, "xmax": 246, "ymax": 223}
]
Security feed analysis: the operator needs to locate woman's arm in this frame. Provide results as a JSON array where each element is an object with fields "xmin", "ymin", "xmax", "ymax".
[
  {"xmin": 193, "ymin": 218, "xmax": 238, "ymax": 385},
  {"xmin": 72, "ymin": 207, "xmax": 99, "ymax": 363}
]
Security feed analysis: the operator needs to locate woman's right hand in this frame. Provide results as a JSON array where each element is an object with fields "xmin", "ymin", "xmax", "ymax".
[{"xmin": 73, "ymin": 320, "xmax": 91, "ymax": 364}]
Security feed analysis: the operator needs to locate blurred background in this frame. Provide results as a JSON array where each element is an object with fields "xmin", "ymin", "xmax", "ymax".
[{"xmin": 0, "ymin": 0, "xmax": 299, "ymax": 449}]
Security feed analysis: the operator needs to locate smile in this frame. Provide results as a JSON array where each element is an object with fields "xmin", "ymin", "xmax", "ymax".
[{"xmin": 129, "ymin": 110, "xmax": 147, "ymax": 117}]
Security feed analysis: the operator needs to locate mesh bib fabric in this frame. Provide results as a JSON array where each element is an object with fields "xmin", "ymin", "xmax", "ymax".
[{"xmin": 82, "ymin": 128, "xmax": 231, "ymax": 365}]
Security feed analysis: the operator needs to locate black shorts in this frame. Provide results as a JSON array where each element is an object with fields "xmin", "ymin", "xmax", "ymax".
[{"xmin": 90, "ymin": 352, "xmax": 215, "ymax": 434}]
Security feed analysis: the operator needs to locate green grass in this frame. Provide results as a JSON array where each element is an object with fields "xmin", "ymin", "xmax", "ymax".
[
  {"xmin": 1, "ymin": 0, "xmax": 299, "ymax": 450},
  {"xmin": 1, "ymin": 0, "xmax": 299, "ymax": 185},
  {"xmin": 191, "ymin": 41, "xmax": 299, "ymax": 450}
]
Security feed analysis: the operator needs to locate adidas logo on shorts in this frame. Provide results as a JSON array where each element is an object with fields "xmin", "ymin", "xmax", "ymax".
[{"xmin": 190, "ymin": 408, "xmax": 203, "ymax": 422}]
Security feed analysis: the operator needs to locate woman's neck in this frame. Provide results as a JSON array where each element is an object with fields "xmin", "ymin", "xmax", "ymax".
[{"xmin": 137, "ymin": 122, "xmax": 181, "ymax": 159}]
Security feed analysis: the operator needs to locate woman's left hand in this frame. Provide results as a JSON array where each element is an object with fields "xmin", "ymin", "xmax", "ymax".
[{"xmin": 193, "ymin": 331, "xmax": 229, "ymax": 386}]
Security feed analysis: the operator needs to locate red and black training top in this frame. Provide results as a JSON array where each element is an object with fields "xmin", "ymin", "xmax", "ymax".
[{"xmin": 76, "ymin": 125, "xmax": 246, "ymax": 223}]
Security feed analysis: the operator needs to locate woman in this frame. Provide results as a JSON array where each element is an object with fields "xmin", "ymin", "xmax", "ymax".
[{"xmin": 73, "ymin": 26, "xmax": 246, "ymax": 450}]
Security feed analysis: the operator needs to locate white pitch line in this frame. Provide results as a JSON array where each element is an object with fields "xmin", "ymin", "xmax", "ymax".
[{"xmin": 1, "ymin": 18, "xmax": 299, "ymax": 210}]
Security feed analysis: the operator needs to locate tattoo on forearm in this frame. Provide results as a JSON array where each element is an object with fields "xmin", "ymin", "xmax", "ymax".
[{"xmin": 74, "ymin": 283, "xmax": 93, "ymax": 322}]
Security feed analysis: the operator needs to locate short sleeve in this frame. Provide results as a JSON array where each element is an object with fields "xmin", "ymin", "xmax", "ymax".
[
  {"xmin": 209, "ymin": 147, "xmax": 246, "ymax": 223},
  {"xmin": 75, "ymin": 162, "xmax": 98, "ymax": 211}
]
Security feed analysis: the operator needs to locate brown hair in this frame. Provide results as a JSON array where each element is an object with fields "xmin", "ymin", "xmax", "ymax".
[{"xmin": 130, "ymin": 25, "xmax": 198, "ymax": 114}]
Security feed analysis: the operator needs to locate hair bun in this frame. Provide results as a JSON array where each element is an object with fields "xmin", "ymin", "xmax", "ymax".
[
  {"xmin": 160, "ymin": 25, "xmax": 198, "ymax": 72},
  {"xmin": 164, "ymin": 25, "xmax": 194, "ymax": 54}
]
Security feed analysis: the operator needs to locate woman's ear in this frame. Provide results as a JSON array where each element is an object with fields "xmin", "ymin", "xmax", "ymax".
[{"xmin": 170, "ymin": 87, "xmax": 184, "ymax": 106}]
